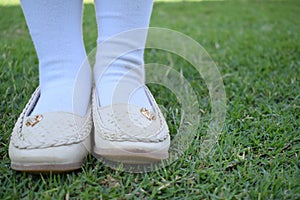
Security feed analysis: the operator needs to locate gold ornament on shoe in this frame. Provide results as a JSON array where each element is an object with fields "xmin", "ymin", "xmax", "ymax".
[
  {"xmin": 140, "ymin": 108, "xmax": 156, "ymax": 121},
  {"xmin": 25, "ymin": 115, "xmax": 43, "ymax": 127}
]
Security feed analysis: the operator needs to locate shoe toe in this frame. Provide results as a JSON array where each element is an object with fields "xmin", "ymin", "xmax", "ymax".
[{"xmin": 9, "ymin": 138, "xmax": 90, "ymax": 166}]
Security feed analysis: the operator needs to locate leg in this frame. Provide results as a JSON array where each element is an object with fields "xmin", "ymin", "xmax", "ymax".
[
  {"xmin": 94, "ymin": 0, "xmax": 153, "ymax": 109},
  {"xmin": 92, "ymin": 0, "xmax": 170, "ymax": 164},
  {"xmin": 9, "ymin": 0, "xmax": 92, "ymax": 172},
  {"xmin": 21, "ymin": 0, "xmax": 91, "ymax": 116}
]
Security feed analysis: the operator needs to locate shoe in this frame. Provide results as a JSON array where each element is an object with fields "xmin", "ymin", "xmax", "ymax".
[
  {"xmin": 9, "ymin": 87, "xmax": 92, "ymax": 172},
  {"xmin": 92, "ymin": 86, "xmax": 170, "ymax": 164}
]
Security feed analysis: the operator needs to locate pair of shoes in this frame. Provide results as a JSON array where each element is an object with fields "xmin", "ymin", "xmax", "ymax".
[{"xmin": 9, "ymin": 86, "xmax": 170, "ymax": 172}]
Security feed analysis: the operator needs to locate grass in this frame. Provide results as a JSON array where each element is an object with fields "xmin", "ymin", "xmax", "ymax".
[{"xmin": 1, "ymin": 0, "xmax": 299, "ymax": 199}]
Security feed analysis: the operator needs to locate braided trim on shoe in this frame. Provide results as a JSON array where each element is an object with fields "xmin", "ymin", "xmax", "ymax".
[
  {"xmin": 92, "ymin": 87, "xmax": 169, "ymax": 143},
  {"xmin": 10, "ymin": 88, "xmax": 92, "ymax": 149}
]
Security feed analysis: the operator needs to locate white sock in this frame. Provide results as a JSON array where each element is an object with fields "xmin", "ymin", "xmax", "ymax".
[
  {"xmin": 94, "ymin": 0, "xmax": 153, "ymax": 109},
  {"xmin": 20, "ymin": 0, "xmax": 91, "ymax": 116}
]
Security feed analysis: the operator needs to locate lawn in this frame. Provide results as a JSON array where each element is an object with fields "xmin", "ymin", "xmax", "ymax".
[{"xmin": 0, "ymin": 0, "xmax": 299, "ymax": 199}]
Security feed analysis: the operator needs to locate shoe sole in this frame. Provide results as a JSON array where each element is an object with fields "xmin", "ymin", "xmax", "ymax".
[
  {"xmin": 11, "ymin": 162, "xmax": 83, "ymax": 173},
  {"xmin": 93, "ymin": 147, "xmax": 169, "ymax": 164}
]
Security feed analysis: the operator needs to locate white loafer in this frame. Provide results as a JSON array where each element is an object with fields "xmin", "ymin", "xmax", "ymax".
[
  {"xmin": 9, "ymin": 87, "xmax": 92, "ymax": 172},
  {"xmin": 92, "ymin": 86, "xmax": 170, "ymax": 164}
]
